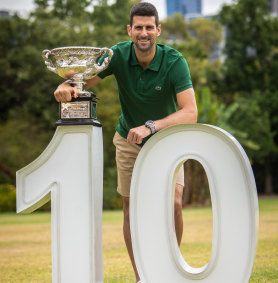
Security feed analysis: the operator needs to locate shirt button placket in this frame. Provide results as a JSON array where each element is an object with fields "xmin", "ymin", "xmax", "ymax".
[{"xmin": 137, "ymin": 71, "xmax": 144, "ymax": 93}]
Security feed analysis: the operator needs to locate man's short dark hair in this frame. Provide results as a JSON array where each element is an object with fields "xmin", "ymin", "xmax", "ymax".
[{"xmin": 129, "ymin": 2, "xmax": 159, "ymax": 27}]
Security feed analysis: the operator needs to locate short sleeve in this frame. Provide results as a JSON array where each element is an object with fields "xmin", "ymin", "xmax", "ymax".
[
  {"xmin": 170, "ymin": 57, "xmax": 193, "ymax": 94},
  {"xmin": 97, "ymin": 45, "xmax": 117, "ymax": 79}
]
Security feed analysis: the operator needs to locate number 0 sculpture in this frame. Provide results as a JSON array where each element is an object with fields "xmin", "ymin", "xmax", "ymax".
[{"xmin": 130, "ymin": 124, "xmax": 259, "ymax": 283}]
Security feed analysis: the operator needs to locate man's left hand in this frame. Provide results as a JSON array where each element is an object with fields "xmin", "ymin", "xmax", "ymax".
[{"xmin": 127, "ymin": 125, "xmax": 152, "ymax": 144}]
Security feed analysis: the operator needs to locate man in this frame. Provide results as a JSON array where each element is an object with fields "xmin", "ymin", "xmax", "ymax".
[{"xmin": 54, "ymin": 2, "xmax": 197, "ymax": 282}]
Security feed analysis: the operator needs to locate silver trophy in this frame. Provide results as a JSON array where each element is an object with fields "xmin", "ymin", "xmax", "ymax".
[{"xmin": 42, "ymin": 46, "xmax": 113, "ymax": 126}]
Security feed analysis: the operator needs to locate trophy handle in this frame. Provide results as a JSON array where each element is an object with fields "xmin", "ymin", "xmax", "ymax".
[
  {"xmin": 94, "ymin": 47, "xmax": 114, "ymax": 73},
  {"xmin": 42, "ymin": 49, "xmax": 57, "ymax": 74}
]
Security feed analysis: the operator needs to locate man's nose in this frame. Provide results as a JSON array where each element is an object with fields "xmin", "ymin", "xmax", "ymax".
[{"xmin": 140, "ymin": 27, "xmax": 148, "ymax": 36}]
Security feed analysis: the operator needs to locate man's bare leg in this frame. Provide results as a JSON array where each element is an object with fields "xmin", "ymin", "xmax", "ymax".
[
  {"xmin": 122, "ymin": 196, "xmax": 140, "ymax": 282},
  {"xmin": 174, "ymin": 184, "xmax": 184, "ymax": 245},
  {"xmin": 122, "ymin": 185, "xmax": 184, "ymax": 282}
]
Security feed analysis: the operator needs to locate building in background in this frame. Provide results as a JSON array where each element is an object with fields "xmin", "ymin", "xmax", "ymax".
[
  {"xmin": 269, "ymin": 0, "xmax": 278, "ymax": 14},
  {"xmin": 166, "ymin": 0, "xmax": 202, "ymax": 18},
  {"xmin": 0, "ymin": 10, "xmax": 10, "ymax": 17}
]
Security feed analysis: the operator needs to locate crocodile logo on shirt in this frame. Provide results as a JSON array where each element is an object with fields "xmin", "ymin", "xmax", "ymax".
[{"xmin": 155, "ymin": 86, "xmax": 162, "ymax": 91}]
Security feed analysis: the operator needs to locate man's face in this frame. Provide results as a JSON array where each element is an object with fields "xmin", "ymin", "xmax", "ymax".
[{"xmin": 127, "ymin": 16, "xmax": 161, "ymax": 53}]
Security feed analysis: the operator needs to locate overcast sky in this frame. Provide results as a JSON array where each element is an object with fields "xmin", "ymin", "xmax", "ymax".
[{"xmin": 0, "ymin": 0, "xmax": 235, "ymax": 18}]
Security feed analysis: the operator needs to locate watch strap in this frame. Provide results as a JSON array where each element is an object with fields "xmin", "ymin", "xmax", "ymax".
[{"xmin": 145, "ymin": 120, "xmax": 156, "ymax": 135}]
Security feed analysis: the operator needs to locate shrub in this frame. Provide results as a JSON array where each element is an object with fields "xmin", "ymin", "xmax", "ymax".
[{"xmin": 0, "ymin": 184, "xmax": 16, "ymax": 212}]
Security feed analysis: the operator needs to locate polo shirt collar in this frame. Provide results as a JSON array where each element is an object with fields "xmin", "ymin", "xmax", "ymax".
[{"xmin": 130, "ymin": 43, "xmax": 163, "ymax": 71}]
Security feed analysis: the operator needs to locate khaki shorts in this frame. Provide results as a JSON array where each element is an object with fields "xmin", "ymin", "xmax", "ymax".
[{"xmin": 113, "ymin": 131, "xmax": 184, "ymax": 197}]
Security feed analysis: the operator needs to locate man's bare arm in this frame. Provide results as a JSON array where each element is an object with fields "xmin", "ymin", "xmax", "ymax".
[
  {"xmin": 54, "ymin": 76, "xmax": 102, "ymax": 102},
  {"xmin": 84, "ymin": 76, "xmax": 102, "ymax": 90},
  {"xmin": 154, "ymin": 87, "xmax": 197, "ymax": 130},
  {"xmin": 126, "ymin": 88, "xmax": 197, "ymax": 144}
]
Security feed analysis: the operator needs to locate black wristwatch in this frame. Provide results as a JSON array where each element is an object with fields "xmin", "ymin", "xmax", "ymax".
[{"xmin": 145, "ymin": 120, "xmax": 156, "ymax": 135}]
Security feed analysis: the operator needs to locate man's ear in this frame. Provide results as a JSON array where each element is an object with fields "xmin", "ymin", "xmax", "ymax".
[
  {"xmin": 127, "ymin": 24, "xmax": 132, "ymax": 36},
  {"xmin": 157, "ymin": 24, "xmax": 161, "ymax": 37}
]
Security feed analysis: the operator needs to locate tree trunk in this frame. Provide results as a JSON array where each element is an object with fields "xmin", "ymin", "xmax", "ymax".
[
  {"xmin": 0, "ymin": 162, "xmax": 16, "ymax": 180},
  {"xmin": 183, "ymin": 159, "xmax": 210, "ymax": 206},
  {"xmin": 264, "ymin": 163, "xmax": 273, "ymax": 195}
]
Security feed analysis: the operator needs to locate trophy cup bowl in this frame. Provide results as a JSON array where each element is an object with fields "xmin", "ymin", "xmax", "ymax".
[{"xmin": 42, "ymin": 46, "xmax": 113, "ymax": 126}]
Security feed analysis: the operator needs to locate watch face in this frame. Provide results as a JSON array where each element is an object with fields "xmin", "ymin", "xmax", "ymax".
[{"xmin": 145, "ymin": 120, "xmax": 155, "ymax": 134}]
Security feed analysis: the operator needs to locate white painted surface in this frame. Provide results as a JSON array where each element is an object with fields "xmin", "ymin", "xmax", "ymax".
[
  {"xmin": 16, "ymin": 123, "xmax": 259, "ymax": 283},
  {"xmin": 130, "ymin": 124, "xmax": 259, "ymax": 283},
  {"xmin": 17, "ymin": 125, "xmax": 103, "ymax": 283}
]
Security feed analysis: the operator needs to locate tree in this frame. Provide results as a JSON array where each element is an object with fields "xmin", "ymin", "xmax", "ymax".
[
  {"xmin": 159, "ymin": 14, "xmax": 223, "ymax": 94},
  {"xmin": 218, "ymin": 0, "xmax": 278, "ymax": 194},
  {"xmin": 189, "ymin": 17, "xmax": 223, "ymax": 55},
  {"xmin": 0, "ymin": 0, "xmax": 135, "ymax": 208},
  {"xmin": 34, "ymin": 0, "xmax": 94, "ymax": 21},
  {"xmin": 160, "ymin": 13, "xmax": 223, "ymax": 57}
]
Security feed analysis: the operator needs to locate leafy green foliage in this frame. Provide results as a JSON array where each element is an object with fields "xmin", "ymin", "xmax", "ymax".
[
  {"xmin": 0, "ymin": 184, "xmax": 16, "ymax": 212},
  {"xmin": 0, "ymin": 0, "xmax": 129, "ymax": 209},
  {"xmin": 159, "ymin": 14, "xmax": 223, "ymax": 93},
  {"xmin": 1, "ymin": 0, "xmax": 277, "ymax": 210},
  {"xmin": 196, "ymin": 87, "xmax": 260, "ymax": 153},
  {"xmin": 0, "ymin": 116, "xmax": 53, "ymax": 185},
  {"xmin": 217, "ymin": 0, "xmax": 278, "ymax": 193},
  {"xmin": 218, "ymin": 0, "xmax": 278, "ymax": 94}
]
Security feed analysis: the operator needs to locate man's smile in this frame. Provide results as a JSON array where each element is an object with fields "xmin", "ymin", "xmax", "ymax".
[
  {"xmin": 133, "ymin": 35, "xmax": 154, "ymax": 52},
  {"xmin": 137, "ymin": 37, "xmax": 151, "ymax": 43}
]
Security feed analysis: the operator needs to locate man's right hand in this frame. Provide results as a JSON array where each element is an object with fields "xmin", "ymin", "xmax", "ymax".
[{"xmin": 54, "ymin": 81, "xmax": 79, "ymax": 102}]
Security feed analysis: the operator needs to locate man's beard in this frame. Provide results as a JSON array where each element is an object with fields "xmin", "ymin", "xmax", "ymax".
[{"xmin": 134, "ymin": 37, "xmax": 154, "ymax": 52}]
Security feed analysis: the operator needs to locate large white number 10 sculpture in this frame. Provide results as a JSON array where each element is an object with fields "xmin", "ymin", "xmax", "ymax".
[{"xmin": 17, "ymin": 123, "xmax": 258, "ymax": 283}]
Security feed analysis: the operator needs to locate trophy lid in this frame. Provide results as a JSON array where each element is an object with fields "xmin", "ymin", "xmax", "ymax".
[{"xmin": 49, "ymin": 46, "xmax": 107, "ymax": 57}]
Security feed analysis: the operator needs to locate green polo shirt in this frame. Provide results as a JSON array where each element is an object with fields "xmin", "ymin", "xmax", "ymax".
[{"xmin": 98, "ymin": 41, "xmax": 193, "ymax": 142}]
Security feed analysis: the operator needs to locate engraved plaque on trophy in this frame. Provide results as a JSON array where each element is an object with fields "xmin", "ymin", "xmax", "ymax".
[{"xmin": 42, "ymin": 46, "xmax": 113, "ymax": 126}]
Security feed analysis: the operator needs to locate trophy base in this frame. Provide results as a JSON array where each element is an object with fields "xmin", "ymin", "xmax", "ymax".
[
  {"xmin": 57, "ymin": 91, "xmax": 101, "ymax": 127},
  {"xmin": 56, "ymin": 118, "xmax": 102, "ymax": 127}
]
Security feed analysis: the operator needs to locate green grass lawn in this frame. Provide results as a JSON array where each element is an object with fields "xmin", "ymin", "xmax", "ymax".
[{"xmin": 0, "ymin": 197, "xmax": 277, "ymax": 282}]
